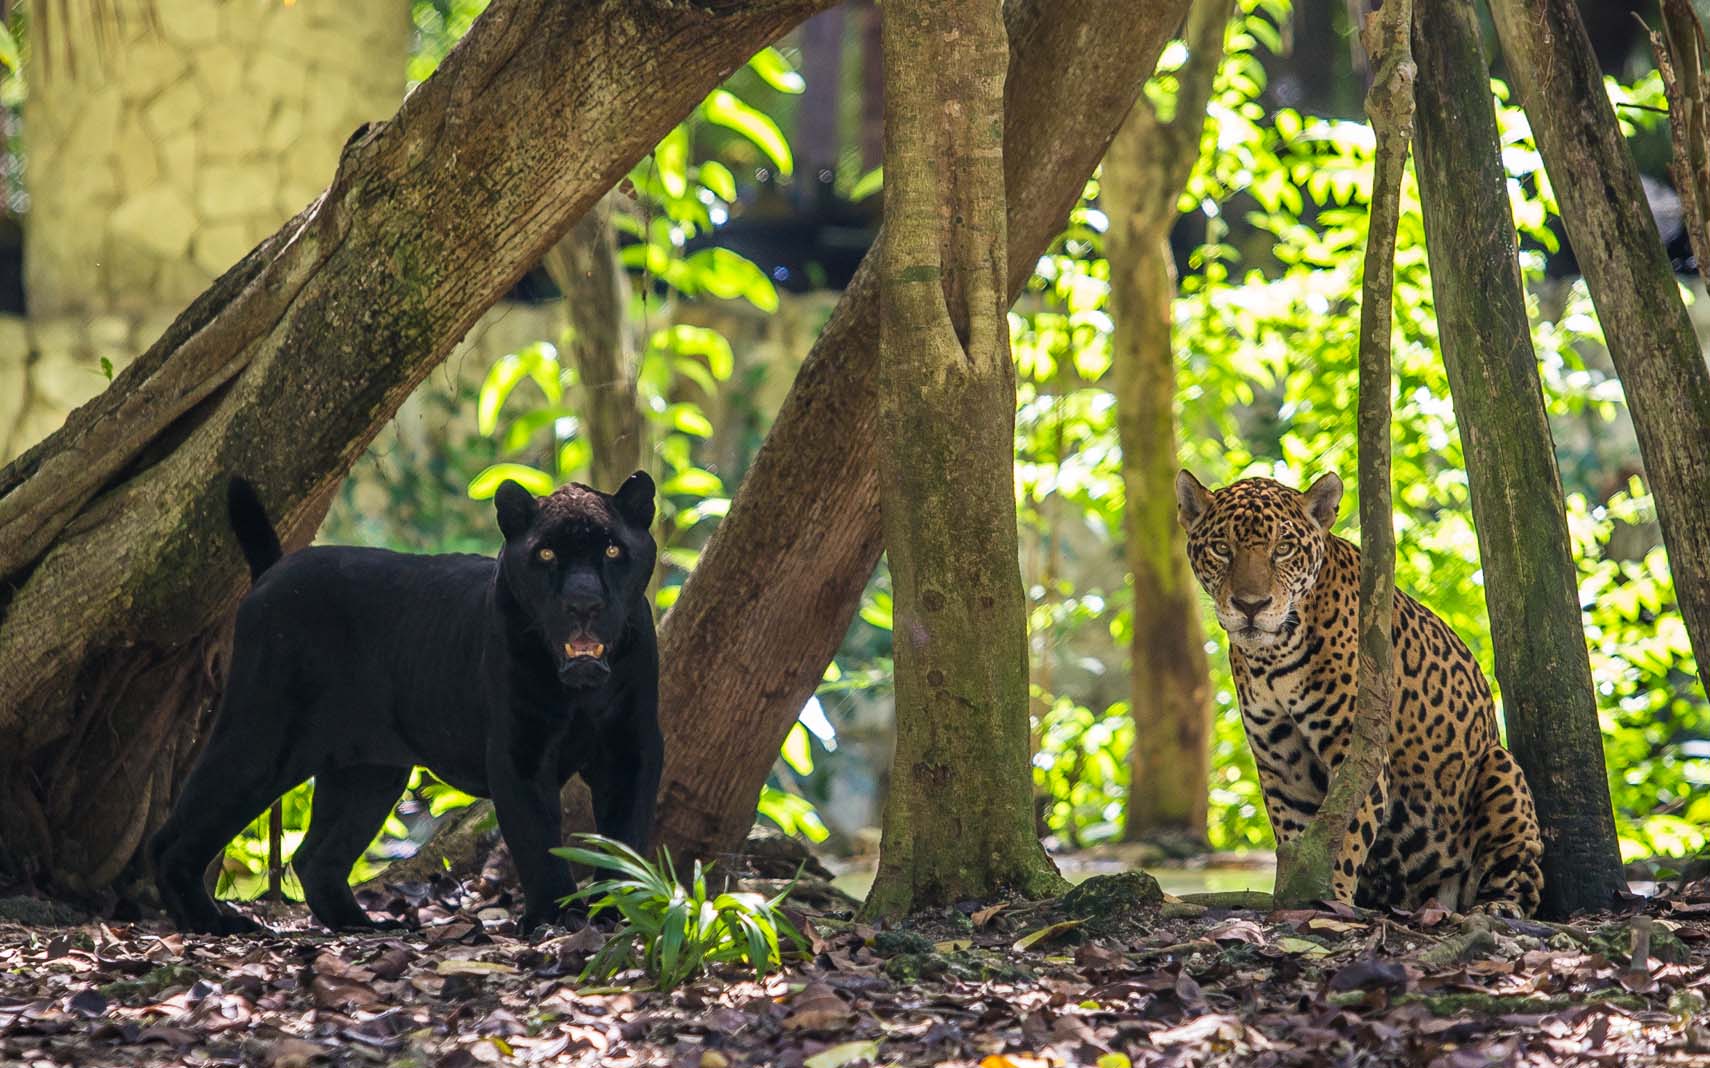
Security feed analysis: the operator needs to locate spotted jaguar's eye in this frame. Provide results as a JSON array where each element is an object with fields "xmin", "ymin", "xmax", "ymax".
[
  {"xmin": 605, "ymin": 544, "xmax": 622, "ymax": 560},
  {"xmin": 1274, "ymin": 541, "xmax": 1298, "ymax": 561},
  {"xmin": 537, "ymin": 548, "xmax": 556, "ymax": 563},
  {"xmin": 1208, "ymin": 540, "xmax": 1232, "ymax": 559}
]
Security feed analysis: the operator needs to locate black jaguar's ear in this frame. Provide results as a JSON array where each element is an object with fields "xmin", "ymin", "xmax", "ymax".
[
  {"xmin": 613, "ymin": 470, "xmax": 656, "ymax": 530},
  {"xmin": 494, "ymin": 480, "xmax": 538, "ymax": 540},
  {"xmin": 1175, "ymin": 470, "xmax": 1212, "ymax": 532}
]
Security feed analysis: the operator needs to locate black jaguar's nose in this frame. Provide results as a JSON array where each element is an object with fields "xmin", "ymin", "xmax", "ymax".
[{"xmin": 565, "ymin": 590, "xmax": 604, "ymax": 621}]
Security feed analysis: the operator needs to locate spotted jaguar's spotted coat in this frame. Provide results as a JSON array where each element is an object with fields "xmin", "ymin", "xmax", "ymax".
[{"xmin": 1175, "ymin": 472, "xmax": 1544, "ymax": 916}]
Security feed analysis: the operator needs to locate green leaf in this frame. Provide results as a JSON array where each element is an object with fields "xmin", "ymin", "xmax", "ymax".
[
  {"xmin": 859, "ymin": 591, "xmax": 893, "ymax": 631},
  {"xmin": 477, "ymin": 344, "xmax": 563, "ymax": 435},
  {"xmin": 747, "ymin": 46, "xmax": 806, "ymax": 94},
  {"xmin": 660, "ymin": 467, "xmax": 724, "ymax": 497},
  {"xmin": 781, "ymin": 721, "xmax": 814, "ymax": 776},
  {"xmin": 467, "ymin": 463, "xmax": 554, "ymax": 500},
  {"xmin": 699, "ymin": 160, "xmax": 737, "ymax": 202},
  {"xmin": 655, "ymin": 125, "xmax": 690, "ymax": 200},
  {"xmin": 665, "ymin": 403, "xmax": 715, "ymax": 438},
  {"xmin": 850, "ymin": 166, "xmax": 883, "ymax": 202},
  {"xmin": 683, "ymin": 247, "xmax": 779, "ymax": 311},
  {"xmin": 703, "ymin": 89, "xmax": 793, "ymax": 176}
]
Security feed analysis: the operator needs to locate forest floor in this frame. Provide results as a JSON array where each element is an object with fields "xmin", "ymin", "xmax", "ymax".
[{"xmin": 1, "ymin": 856, "xmax": 1707, "ymax": 1068}]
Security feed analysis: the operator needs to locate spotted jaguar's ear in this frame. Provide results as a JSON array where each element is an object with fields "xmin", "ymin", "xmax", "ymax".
[
  {"xmin": 1175, "ymin": 470, "xmax": 1213, "ymax": 531},
  {"xmin": 1303, "ymin": 472, "xmax": 1343, "ymax": 531}
]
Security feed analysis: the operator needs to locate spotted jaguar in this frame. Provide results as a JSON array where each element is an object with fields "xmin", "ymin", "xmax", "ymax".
[{"xmin": 1175, "ymin": 471, "xmax": 1544, "ymax": 916}]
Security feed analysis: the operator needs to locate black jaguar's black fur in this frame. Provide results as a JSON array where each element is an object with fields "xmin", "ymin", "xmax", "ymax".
[{"xmin": 149, "ymin": 473, "xmax": 663, "ymax": 935}]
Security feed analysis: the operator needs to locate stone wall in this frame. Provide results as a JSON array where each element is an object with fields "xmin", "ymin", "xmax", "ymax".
[{"xmin": 2, "ymin": 0, "xmax": 409, "ymax": 460}]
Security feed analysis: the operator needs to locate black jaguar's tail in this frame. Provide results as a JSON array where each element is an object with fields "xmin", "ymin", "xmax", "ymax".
[{"xmin": 227, "ymin": 477, "xmax": 283, "ymax": 581}]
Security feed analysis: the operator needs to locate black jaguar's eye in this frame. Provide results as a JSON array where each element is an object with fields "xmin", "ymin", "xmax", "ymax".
[
  {"xmin": 605, "ymin": 544, "xmax": 622, "ymax": 560},
  {"xmin": 537, "ymin": 548, "xmax": 556, "ymax": 563}
]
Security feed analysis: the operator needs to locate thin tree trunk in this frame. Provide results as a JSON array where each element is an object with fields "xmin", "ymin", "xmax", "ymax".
[
  {"xmin": 1103, "ymin": 0, "xmax": 1231, "ymax": 848},
  {"xmin": 1412, "ymin": 0, "xmax": 1624, "ymax": 917},
  {"xmin": 1488, "ymin": 0, "xmax": 1710, "ymax": 694},
  {"xmin": 650, "ymin": 0, "xmax": 1192, "ymax": 865},
  {"xmin": 0, "ymin": 0, "xmax": 830, "ymax": 897},
  {"xmin": 542, "ymin": 194, "xmax": 642, "ymax": 491},
  {"xmin": 1274, "ymin": 0, "xmax": 1413, "ymax": 908},
  {"xmin": 862, "ymin": 0, "xmax": 1063, "ymax": 920}
]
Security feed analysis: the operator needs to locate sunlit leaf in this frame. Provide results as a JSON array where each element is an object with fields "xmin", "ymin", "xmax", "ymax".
[
  {"xmin": 747, "ymin": 45, "xmax": 806, "ymax": 94},
  {"xmin": 703, "ymin": 89, "xmax": 793, "ymax": 176},
  {"xmin": 468, "ymin": 463, "xmax": 554, "ymax": 500}
]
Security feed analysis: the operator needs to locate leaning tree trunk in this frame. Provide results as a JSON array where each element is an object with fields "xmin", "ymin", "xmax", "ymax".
[
  {"xmin": 1488, "ymin": 0, "xmax": 1710, "ymax": 694},
  {"xmin": 0, "ymin": 0, "xmax": 831, "ymax": 898},
  {"xmin": 649, "ymin": 0, "xmax": 1193, "ymax": 865},
  {"xmin": 1412, "ymin": 0, "xmax": 1625, "ymax": 917},
  {"xmin": 542, "ymin": 194, "xmax": 643, "ymax": 492},
  {"xmin": 861, "ymin": 0, "xmax": 1065, "ymax": 921},
  {"xmin": 1273, "ymin": 0, "xmax": 1413, "ymax": 908},
  {"xmin": 1103, "ymin": 0, "xmax": 1230, "ymax": 848}
]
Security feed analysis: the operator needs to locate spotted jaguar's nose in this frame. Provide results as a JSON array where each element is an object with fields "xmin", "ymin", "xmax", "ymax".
[{"xmin": 1232, "ymin": 594, "xmax": 1274, "ymax": 620}]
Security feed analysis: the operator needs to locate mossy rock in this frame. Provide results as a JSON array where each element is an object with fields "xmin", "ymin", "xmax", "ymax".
[
  {"xmin": 1062, "ymin": 872, "xmax": 1163, "ymax": 920},
  {"xmin": 882, "ymin": 947, "xmax": 1032, "ymax": 984},
  {"xmin": 0, "ymin": 895, "xmax": 88, "ymax": 926},
  {"xmin": 872, "ymin": 929, "xmax": 935, "ymax": 956}
]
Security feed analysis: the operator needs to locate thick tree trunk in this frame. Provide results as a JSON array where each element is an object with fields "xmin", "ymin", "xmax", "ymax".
[
  {"xmin": 1103, "ymin": 0, "xmax": 1230, "ymax": 847},
  {"xmin": 1274, "ymin": 0, "xmax": 1413, "ymax": 908},
  {"xmin": 862, "ymin": 0, "xmax": 1063, "ymax": 920},
  {"xmin": 1488, "ymin": 0, "xmax": 1710, "ymax": 693},
  {"xmin": 1412, "ymin": 0, "xmax": 1624, "ymax": 917},
  {"xmin": 542, "ymin": 195, "xmax": 642, "ymax": 490},
  {"xmin": 650, "ymin": 0, "xmax": 1192, "ymax": 865},
  {"xmin": 0, "ymin": 0, "xmax": 830, "ymax": 898}
]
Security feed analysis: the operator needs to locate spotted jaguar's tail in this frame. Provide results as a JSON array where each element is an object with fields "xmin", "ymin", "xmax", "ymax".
[{"xmin": 227, "ymin": 477, "xmax": 283, "ymax": 581}]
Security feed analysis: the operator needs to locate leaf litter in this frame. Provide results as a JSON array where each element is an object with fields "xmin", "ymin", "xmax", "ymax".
[{"xmin": 0, "ymin": 866, "xmax": 1707, "ymax": 1067}]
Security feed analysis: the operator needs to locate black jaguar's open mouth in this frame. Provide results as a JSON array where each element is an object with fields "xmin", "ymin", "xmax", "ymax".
[{"xmin": 563, "ymin": 639, "xmax": 606, "ymax": 661}]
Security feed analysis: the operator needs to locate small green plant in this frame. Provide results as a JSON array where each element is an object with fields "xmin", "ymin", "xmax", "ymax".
[{"xmin": 554, "ymin": 834, "xmax": 806, "ymax": 992}]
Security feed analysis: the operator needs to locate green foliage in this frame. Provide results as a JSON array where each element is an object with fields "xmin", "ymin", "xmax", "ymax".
[
  {"xmin": 555, "ymin": 835, "xmax": 805, "ymax": 992},
  {"xmin": 1013, "ymin": 0, "xmax": 1705, "ymax": 859}
]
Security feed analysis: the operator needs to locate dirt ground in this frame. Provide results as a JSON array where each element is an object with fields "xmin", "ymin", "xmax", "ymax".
[{"xmin": 1, "ymin": 862, "xmax": 1707, "ymax": 1068}]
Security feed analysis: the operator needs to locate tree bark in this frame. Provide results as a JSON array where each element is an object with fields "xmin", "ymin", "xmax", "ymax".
[
  {"xmin": 1103, "ymin": 0, "xmax": 1230, "ymax": 847},
  {"xmin": 860, "ymin": 0, "xmax": 1064, "ymax": 921},
  {"xmin": 1412, "ymin": 0, "xmax": 1624, "ymax": 917},
  {"xmin": 1488, "ymin": 0, "xmax": 1710, "ymax": 694},
  {"xmin": 0, "ymin": 0, "xmax": 831, "ymax": 897},
  {"xmin": 1649, "ymin": 0, "xmax": 1710, "ymax": 305},
  {"xmin": 650, "ymin": 0, "xmax": 1192, "ymax": 866},
  {"xmin": 542, "ymin": 194, "xmax": 643, "ymax": 491},
  {"xmin": 1273, "ymin": 0, "xmax": 1413, "ymax": 908}
]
